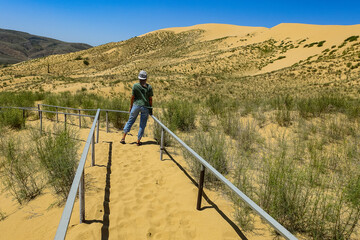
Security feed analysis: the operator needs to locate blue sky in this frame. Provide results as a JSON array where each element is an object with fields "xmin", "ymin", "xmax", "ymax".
[{"xmin": 1, "ymin": 0, "xmax": 359, "ymax": 46}]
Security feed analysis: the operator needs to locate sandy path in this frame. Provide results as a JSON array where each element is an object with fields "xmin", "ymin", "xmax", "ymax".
[{"xmin": 65, "ymin": 126, "xmax": 246, "ymax": 239}]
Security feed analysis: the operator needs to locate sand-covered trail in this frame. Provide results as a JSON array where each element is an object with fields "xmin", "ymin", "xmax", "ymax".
[
  {"xmin": 0, "ymin": 118, "xmax": 277, "ymax": 239},
  {"xmin": 66, "ymin": 130, "xmax": 244, "ymax": 240}
]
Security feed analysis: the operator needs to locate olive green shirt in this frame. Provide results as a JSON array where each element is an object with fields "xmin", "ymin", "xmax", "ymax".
[{"xmin": 132, "ymin": 82, "xmax": 153, "ymax": 107}]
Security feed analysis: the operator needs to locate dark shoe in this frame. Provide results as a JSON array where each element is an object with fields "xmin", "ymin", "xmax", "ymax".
[
  {"xmin": 136, "ymin": 142, "xmax": 142, "ymax": 146},
  {"xmin": 120, "ymin": 139, "xmax": 126, "ymax": 144}
]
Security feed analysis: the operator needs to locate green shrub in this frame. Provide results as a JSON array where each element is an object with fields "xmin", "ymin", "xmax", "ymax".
[
  {"xmin": 0, "ymin": 136, "xmax": 42, "ymax": 204},
  {"xmin": 317, "ymin": 40, "xmax": 326, "ymax": 47},
  {"xmin": 206, "ymin": 94, "xmax": 225, "ymax": 115},
  {"xmin": 183, "ymin": 131, "xmax": 228, "ymax": 187},
  {"xmin": 105, "ymin": 97, "xmax": 129, "ymax": 130},
  {"xmin": 0, "ymin": 108, "xmax": 25, "ymax": 129},
  {"xmin": 0, "ymin": 91, "xmax": 44, "ymax": 107},
  {"xmin": 221, "ymin": 113, "xmax": 261, "ymax": 152},
  {"xmin": 344, "ymin": 36, "xmax": 359, "ymax": 42},
  {"xmin": 163, "ymin": 99, "xmax": 196, "ymax": 131},
  {"xmin": 0, "ymin": 211, "xmax": 6, "ymax": 221},
  {"xmin": 34, "ymin": 127, "xmax": 79, "ymax": 201},
  {"xmin": 297, "ymin": 95, "xmax": 347, "ymax": 118},
  {"xmin": 231, "ymin": 152, "xmax": 257, "ymax": 231}
]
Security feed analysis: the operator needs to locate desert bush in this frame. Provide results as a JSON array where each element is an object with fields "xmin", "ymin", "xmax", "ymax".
[
  {"xmin": 0, "ymin": 108, "xmax": 25, "ymax": 129},
  {"xmin": 34, "ymin": 127, "xmax": 79, "ymax": 201},
  {"xmin": 163, "ymin": 99, "xmax": 196, "ymax": 131},
  {"xmin": 206, "ymin": 93, "xmax": 225, "ymax": 115},
  {"xmin": 258, "ymin": 139, "xmax": 311, "ymax": 233},
  {"xmin": 104, "ymin": 97, "xmax": 129, "ymax": 129},
  {"xmin": 231, "ymin": 150, "xmax": 257, "ymax": 231},
  {"xmin": 296, "ymin": 95, "xmax": 347, "ymax": 118},
  {"xmin": 221, "ymin": 113, "xmax": 261, "ymax": 152},
  {"xmin": 275, "ymin": 109, "xmax": 292, "ymax": 127},
  {"xmin": 0, "ymin": 210, "xmax": 6, "ymax": 221},
  {"xmin": 199, "ymin": 109, "xmax": 212, "ymax": 132},
  {"xmin": 248, "ymin": 132, "xmax": 360, "ymax": 239},
  {"xmin": 0, "ymin": 91, "xmax": 44, "ymax": 107},
  {"xmin": 0, "ymin": 136, "xmax": 42, "ymax": 204},
  {"xmin": 183, "ymin": 131, "xmax": 228, "ymax": 187}
]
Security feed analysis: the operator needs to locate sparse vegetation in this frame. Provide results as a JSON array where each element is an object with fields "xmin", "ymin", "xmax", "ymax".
[
  {"xmin": 162, "ymin": 99, "xmax": 196, "ymax": 131},
  {"xmin": 33, "ymin": 127, "xmax": 79, "ymax": 201},
  {"xmin": 183, "ymin": 130, "xmax": 228, "ymax": 187},
  {"xmin": 0, "ymin": 135, "xmax": 43, "ymax": 204}
]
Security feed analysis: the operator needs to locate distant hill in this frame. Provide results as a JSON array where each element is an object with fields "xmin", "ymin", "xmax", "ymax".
[{"xmin": 0, "ymin": 28, "xmax": 92, "ymax": 64}]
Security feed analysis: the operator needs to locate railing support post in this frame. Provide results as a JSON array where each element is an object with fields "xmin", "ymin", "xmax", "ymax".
[
  {"xmin": 23, "ymin": 109, "xmax": 25, "ymax": 127},
  {"xmin": 39, "ymin": 110, "xmax": 42, "ymax": 135},
  {"xmin": 56, "ymin": 107, "xmax": 59, "ymax": 123},
  {"xmin": 160, "ymin": 127, "xmax": 164, "ymax": 161},
  {"xmin": 79, "ymin": 110, "xmax": 81, "ymax": 128},
  {"xmin": 196, "ymin": 164, "xmax": 205, "ymax": 210},
  {"xmin": 106, "ymin": 111, "xmax": 109, "ymax": 133},
  {"xmin": 92, "ymin": 132, "xmax": 95, "ymax": 166},
  {"xmin": 96, "ymin": 115, "xmax": 100, "ymax": 143},
  {"xmin": 64, "ymin": 114, "xmax": 67, "ymax": 130},
  {"xmin": 79, "ymin": 170, "xmax": 85, "ymax": 223},
  {"xmin": 38, "ymin": 104, "xmax": 40, "ymax": 119}
]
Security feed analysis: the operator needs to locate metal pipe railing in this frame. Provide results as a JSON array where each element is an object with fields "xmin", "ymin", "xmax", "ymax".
[
  {"xmin": 39, "ymin": 103, "xmax": 129, "ymax": 114},
  {"xmin": 54, "ymin": 109, "xmax": 101, "ymax": 240},
  {"xmin": 151, "ymin": 115, "xmax": 298, "ymax": 240}
]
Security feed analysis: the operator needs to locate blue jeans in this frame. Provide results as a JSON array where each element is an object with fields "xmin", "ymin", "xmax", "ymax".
[{"xmin": 123, "ymin": 105, "xmax": 149, "ymax": 140}]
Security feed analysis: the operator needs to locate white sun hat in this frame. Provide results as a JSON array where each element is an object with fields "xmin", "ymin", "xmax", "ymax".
[{"xmin": 138, "ymin": 70, "xmax": 147, "ymax": 80}]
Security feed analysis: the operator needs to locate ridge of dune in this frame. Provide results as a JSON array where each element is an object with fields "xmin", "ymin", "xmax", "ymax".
[
  {"xmin": 143, "ymin": 23, "xmax": 268, "ymax": 41},
  {"xmin": 254, "ymin": 22, "xmax": 360, "ymax": 44}
]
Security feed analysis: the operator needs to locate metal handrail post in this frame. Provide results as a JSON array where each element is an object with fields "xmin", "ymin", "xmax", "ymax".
[
  {"xmin": 196, "ymin": 164, "xmax": 205, "ymax": 210},
  {"xmin": 96, "ymin": 115, "xmax": 100, "ymax": 143},
  {"xmin": 79, "ymin": 171, "xmax": 85, "ymax": 223},
  {"xmin": 160, "ymin": 127, "xmax": 164, "ymax": 161},
  {"xmin": 64, "ymin": 114, "xmax": 67, "ymax": 130},
  {"xmin": 56, "ymin": 107, "xmax": 59, "ymax": 122},
  {"xmin": 106, "ymin": 111, "xmax": 109, "ymax": 133},
  {"xmin": 22, "ymin": 109, "xmax": 25, "ymax": 127},
  {"xmin": 39, "ymin": 110, "xmax": 42, "ymax": 135},
  {"xmin": 78, "ymin": 110, "xmax": 81, "ymax": 128},
  {"xmin": 38, "ymin": 104, "xmax": 40, "ymax": 118},
  {"xmin": 91, "ymin": 132, "xmax": 95, "ymax": 166}
]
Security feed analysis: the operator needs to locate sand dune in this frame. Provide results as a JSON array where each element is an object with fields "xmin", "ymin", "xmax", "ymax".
[{"xmin": 145, "ymin": 23, "xmax": 267, "ymax": 41}]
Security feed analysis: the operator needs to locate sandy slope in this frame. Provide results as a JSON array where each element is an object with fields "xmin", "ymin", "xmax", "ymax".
[
  {"xmin": 144, "ymin": 23, "xmax": 267, "ymax": 41},
  {"xmin": 0, "ymin": 119, "xmax": 279, "ymax": 240}
]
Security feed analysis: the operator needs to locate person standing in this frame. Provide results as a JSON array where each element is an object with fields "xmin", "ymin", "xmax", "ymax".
[{"xmin": 121, "ymin": 70, "xmax": 153, "ymax": 146}]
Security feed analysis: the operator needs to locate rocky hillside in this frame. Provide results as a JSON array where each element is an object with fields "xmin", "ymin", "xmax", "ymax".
[
  {"xmin": 0, "ymin": 28, "xmax": 92, "ymax": 64},
  {"xmin": 0, "ymin": 23, "xmax": 359, "ymax": 99}
]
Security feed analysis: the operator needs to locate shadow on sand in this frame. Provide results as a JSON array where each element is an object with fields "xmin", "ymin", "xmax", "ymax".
[{"xmin": 163, "ymin": 148, "xmax": 248, "ymax": 240}]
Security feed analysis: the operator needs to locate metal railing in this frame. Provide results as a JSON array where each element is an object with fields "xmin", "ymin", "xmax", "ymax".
[
  {"xmin": 0, "ymin": 104, "xmax": 298, "ymax": 239},
  {"xmin": 39, "ymin": 104, "xmax": 128, "ymax": 133},
  {"xmin": 54, "ymin": 109, "xmax": 101, "ymax": 239},
  {"xmin": 151, "ymin": 115, "xmax": 298, "ymax": 240},
  {"xmin": 0, "ymin": 105, "xmax": 99, "ymax": 239}
]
